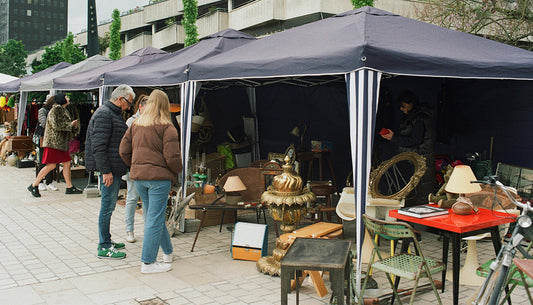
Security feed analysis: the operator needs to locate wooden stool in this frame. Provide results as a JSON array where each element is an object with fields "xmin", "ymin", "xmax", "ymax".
[{"xmin": 281, "ymin": 238, "xmax": 351, "ymax": 305}]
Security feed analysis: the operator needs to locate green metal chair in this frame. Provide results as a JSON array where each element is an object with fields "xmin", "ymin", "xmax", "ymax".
[
  {"xmin": 476, "ymin": 241, "xmax": 533, "ymax": 305},
  {"xmin": 361, "ymin": 214, "xmax": 445, "ymax": 305}
]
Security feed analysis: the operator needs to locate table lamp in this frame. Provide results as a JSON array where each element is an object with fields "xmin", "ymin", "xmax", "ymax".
[
  {"xmin": 224, "ymin": 176, "xmax": 247, "ymax": 205},
  {"xmin": 444, "ymin": 165, "xmax": 482, "ymax": 215}
]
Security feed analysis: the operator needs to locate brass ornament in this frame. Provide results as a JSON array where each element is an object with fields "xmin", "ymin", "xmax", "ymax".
[{"xmin": 257, "ymin": 155, "xmax": 315, "ymax": 276}]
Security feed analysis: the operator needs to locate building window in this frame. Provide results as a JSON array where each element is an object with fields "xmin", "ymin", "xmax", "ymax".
[{"xmin": 27, "ymin": 9, "xmax": 31, "ymax": 16}]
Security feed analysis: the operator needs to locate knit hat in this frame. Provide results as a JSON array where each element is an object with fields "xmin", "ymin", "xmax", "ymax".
[{"xmin": 55, "ymin": 92, "xmax": 67, "ymax": 105}]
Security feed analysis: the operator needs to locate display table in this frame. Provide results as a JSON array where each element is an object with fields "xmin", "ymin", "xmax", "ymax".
[
  {"xmin": 390, "ymin": 207, "xmax": 515, "ymax": 305},
  {"xmin": 188, "ymin": 202, "xmax": 267, "ymax": 252}
]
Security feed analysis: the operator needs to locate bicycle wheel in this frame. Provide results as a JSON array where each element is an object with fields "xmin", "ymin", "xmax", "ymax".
[
  {"xmin": 487, "ymin": 264, "xmax": 510, "ymax": 305},
  {"xmin": 473, "ymin": 260, "xmax": 503, "ymax": 305}
]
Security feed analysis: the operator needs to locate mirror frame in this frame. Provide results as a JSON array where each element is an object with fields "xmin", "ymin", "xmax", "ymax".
[{"xmin": 368, "ymin": 151, "xmax": 427, "ymax": 201}]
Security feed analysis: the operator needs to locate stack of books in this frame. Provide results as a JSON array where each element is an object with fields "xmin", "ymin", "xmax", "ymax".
[{"xmin": 397, "ymin": 205, "xmax": 449, "ymax": 218}]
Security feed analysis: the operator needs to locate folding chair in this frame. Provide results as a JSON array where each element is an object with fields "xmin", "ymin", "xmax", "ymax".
[{"xmin": 361, "ymin": 214, "xmax": 445, "ymax": 305}]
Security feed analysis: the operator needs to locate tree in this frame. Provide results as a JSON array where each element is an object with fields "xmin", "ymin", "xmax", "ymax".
[
  {"xmin": 182, "ymin": 0, "xmax": 199, "ymax": 47},
  {"xmin": 109, "ymin": 9, "xmax": 122, "ymax": 60},
  {"xmin": 99, "ymin": 32, "xmax": 110, "ymax": 54},
  {"xmin": 62, "ymin": 32, "xmax": 75, "ymax": 63},
  {"xmin": 0, "ymin": 39, "xmax": 28, "ymax": 77},
  {"xmin": 417, "ymin": 0, "xmax": 533, "ymax": 50},
  {"xmin": 32, "ymin": 36, "xmax": 86, "ymax": 73},
  {"xmin": 352, "ymin": 0, "xmax": 374, "ymax": 9}
]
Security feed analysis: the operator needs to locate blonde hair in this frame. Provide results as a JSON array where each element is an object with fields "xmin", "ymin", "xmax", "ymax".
[{"xmin": 134, "ymin": 90, "xmax": 172, "ymax": 127}]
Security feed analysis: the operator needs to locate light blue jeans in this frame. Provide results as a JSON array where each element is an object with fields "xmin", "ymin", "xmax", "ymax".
[
  {"xmin": 98, "ymin": 173, "xmax": 121, "ymax": 249},
  {"xmin": 135, "ymin": 180, "xmax": 173, "ymax": 263},
  {"xmin": 125, "ymin": 180, "xmax": 140, "ymax": 232}
]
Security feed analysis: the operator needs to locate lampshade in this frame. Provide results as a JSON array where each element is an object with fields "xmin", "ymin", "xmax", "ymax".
[
  {"xmin": 445, "ymin": 165, "xmax": 482, "ymax": 194},
  {"xmin": 290, "ymin": 126, "xmax": 300, "ymax": 137},
  {"xmin": 224, "ymin": 176, "xmax": 247, "ymax": 193}
]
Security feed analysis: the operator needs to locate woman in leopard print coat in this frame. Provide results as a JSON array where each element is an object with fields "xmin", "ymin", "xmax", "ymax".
[{"xmin": 28, "ymin": 93, "xmax": 82, "ymax": 197}]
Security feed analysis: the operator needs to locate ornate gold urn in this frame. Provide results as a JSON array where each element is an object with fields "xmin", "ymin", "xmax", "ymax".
[{"xmin": 257, "ymin": 156, "xmax": 315, "ymax": 275}]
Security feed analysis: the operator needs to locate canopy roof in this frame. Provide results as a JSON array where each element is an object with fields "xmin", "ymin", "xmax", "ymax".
[
  {"xmin": 53, "ymin": 47, "xmax": 168, "ymax": 90},
  {"xmin": 104, "ymin": 28, "xmax": 256, "ymax": 87},
  {"xmin": 189, "ymin": 7, "xmax": 533, "ymax": 82},
  {"xmin": 0, "ymin": 62, "xmax": 72, "ymax": 93},
  {"xmin": 20, "ymin": 55, "xmax": 112, "ymax": 92},
  {"xmin": 0, "ymin": 73, "xmax": 18, "ymax": 84}
]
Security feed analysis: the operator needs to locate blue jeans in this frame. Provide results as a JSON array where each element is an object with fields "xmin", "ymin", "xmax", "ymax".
[
  {"xmin": 98, "ymin": 173, "xmax": 122, "ymax": 249},
  {"xmin": 135, "ymin": 180, "xmax": 173, "ymax": 263},
  {"xmin": 125, "ymin": 180, "xmax": 140, "ymax": 232}
]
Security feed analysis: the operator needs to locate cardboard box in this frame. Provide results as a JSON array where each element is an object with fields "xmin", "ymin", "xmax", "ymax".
[{"xmin": 184, "ymin": 206, "xmax": 236, "ymax": 227}]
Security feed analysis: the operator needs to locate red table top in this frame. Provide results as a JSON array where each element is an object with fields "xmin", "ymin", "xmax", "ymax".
[{"xmin": 389, "ymin": 206, "xmax": 516, "ymax": 233}]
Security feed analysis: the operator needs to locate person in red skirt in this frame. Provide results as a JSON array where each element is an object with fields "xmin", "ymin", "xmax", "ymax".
[{"xmin": 28, "ymin": 93, "xmax": 82, "ymax": 197}]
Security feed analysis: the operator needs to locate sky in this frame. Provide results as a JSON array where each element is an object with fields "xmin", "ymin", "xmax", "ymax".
[{"xmin": 68, "ymin": 0, "xmax": 149, "ymax": 35}]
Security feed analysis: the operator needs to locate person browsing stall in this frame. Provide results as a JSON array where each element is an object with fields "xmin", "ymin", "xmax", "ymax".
[
  {"xmin": 85, "ymin": 85, "xmax": 135, "ymax": 259},
  {"xmin": 123, "ymin": 94, "xmax": 148, "ymax": 243},
  {"xmin": 119, "ymin": 89, "xmax": 182, "ymax": 273},
  {"xmin": 28, "ymin": 93, "xmax": 81, "ymax": 197}
]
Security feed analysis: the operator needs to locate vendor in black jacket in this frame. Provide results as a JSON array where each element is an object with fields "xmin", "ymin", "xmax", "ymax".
[
  {"xmin": 381, "ymin": 90, "xmax": 435, "ymax": 206},
  {"xmin": 85, "ymin": 84, "xmax": 135, "ymax": 259}
]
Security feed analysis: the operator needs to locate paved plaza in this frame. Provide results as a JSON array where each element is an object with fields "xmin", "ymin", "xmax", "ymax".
[{"xmin": 0, "ymin": 165, "xmax": 530, "ymax": 304}]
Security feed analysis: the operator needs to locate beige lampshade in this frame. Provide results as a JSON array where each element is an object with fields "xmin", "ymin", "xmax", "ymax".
[
  {"xmin": 445, "ymin": 165, "xmax": 482, "ymax": 194},
  {"xmin": 223, "ymin": 176, "xmax": 247, "ymax": 193}
]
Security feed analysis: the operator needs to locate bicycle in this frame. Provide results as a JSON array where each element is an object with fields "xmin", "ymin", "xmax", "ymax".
[{"xmin": 470, "ymin": 175, "xmax": 533, "ymax": 305}]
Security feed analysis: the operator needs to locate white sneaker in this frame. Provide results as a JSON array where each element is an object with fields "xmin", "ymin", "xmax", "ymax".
[
  {"xmin": 46, "ymin": 183, "xmax": 58, "ymax": 191},
  {"xmin": 126, "ymin": 231, "xmax": 136, "ymax": 243},
  {"xmin": 163, "ymin": 253, "xmax": 173, "ymax": 263},
  {"xmin": 38, "ymin": 183, "xmax": 47, "ymax": 191},
  {"xmin": 141, "ymin": 262, "xmax": 172, "ymax": 274}
]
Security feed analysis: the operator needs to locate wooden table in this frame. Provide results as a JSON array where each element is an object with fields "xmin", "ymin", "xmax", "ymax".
[
  {"xmin": 513, "ymin": 259, "xmax": 533, "ymax": 302},
  {"xmin": 280, "ymin": 238, "xmax": 351, "ymax": 305},
  {"xmin": 188, "ymin": 202, "xmax": 267, "ymax": 252},
  {"xmin": 390, "ymin": 207, "xmax": 515, "ymax": 305}
]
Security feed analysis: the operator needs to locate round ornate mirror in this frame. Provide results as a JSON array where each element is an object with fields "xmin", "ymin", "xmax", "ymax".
[{"xmin": 369, "ymin": 152, "xmax": 427, "ymax": 201}]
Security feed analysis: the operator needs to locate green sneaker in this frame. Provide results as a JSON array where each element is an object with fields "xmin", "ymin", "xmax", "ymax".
[
  {"xmin": 112, "ymin": 242, "xmax": 125, "ymax": 249},
  {"xmin": 98, "ymin": 247, "xmax": 126, "ymax": 259}
]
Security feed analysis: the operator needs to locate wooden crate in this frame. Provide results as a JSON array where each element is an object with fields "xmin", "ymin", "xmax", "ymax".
[{"xmin": 6, "ymin": 136, "xmax": 33, "ymax": 152}]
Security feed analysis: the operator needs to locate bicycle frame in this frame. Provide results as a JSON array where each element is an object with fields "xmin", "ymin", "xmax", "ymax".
[{"xmin": 472, "ymin": 179, "xmax": 533, "ymax": 305}]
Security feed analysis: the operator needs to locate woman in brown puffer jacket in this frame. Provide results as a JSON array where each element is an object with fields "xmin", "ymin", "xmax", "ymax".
[{"xmin": 119, "ymin": 89, "xmax": 182, "ymax": 274}]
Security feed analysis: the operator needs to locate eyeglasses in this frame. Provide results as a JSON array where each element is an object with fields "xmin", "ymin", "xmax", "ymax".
[{"xmin": 121, "ymin": 96, "xmax": 133, "ymax": 108}]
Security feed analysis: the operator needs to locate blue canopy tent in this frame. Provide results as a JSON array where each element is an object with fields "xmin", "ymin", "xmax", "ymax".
[
  {"xmin": 103, "ymin": 28, "xmax": 257, "ymax": 195},
  {"xmin": 15, "ymin": 55, "xmax": 112, "ymax": 136},
  {"xmin": 52, "ymin": 47, "xmax": 168, "ymax": 105},
  {"xmin": 180, "ymin": 6, "xmax": 533, "ymax": 294}
]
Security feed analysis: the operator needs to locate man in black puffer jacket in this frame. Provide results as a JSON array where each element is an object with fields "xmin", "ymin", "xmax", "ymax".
[
  {"xmin": 380, "ymin": 90, "xmax": 436, "ymax": 207},
  {"xmin": 85, "ymin": 85, "xmax": 135, "ymax": 259}
]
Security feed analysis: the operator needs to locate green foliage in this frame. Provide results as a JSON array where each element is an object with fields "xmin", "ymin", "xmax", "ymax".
[
  {"xmin": 109, "ymin": 9, "xmax": 122, "ymax": 60},
  {"xmin": 0, "ymin": 39, "xmax": 28, "ymax": 77},
  {"xmin": 99, "ymin": 32, "xmax": 110, "ymax": 54},
  {"xmin": 182, "ymin": 0, "xmax": 199, "ymax": 47},
  {"xmin": 419, "ymin": 0, "xmax": 533, "ymax": 50},
  {"xmin": 31, "ymin": 35, "xmax": 86, "ymax": 74},
  {"xmin": 351, "ymin": 0, "xmax": 374, "ymax": 9},
  {"xmin": 62, "ymin": 32, "xmax": 75, "ymax": 63}
]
